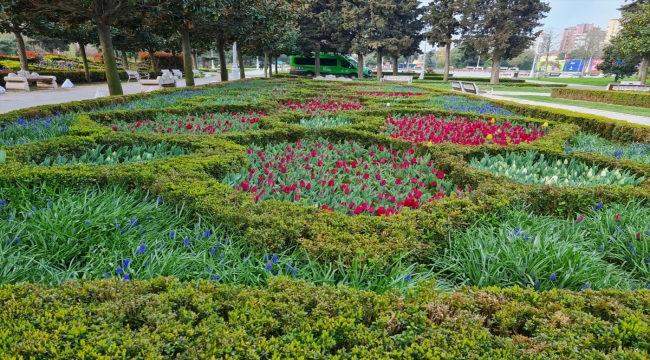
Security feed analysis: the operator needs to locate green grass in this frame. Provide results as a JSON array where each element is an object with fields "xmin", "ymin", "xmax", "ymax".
[
  {"xmin": 527, "ymin": 77, "xmax": 637, "ymax": 87},
  {"xmin": 418, "ymin": 82, "xmax": 553, "ymax": 93},
  {"xmin": 501, "ymin": 95, "xmax": 650, "ymax": 117}
]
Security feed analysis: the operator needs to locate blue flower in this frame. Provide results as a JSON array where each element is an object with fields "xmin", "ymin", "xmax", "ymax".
[
  {"xmin": 581, "ymin": 282, "xmax": 591, "ymax": 290},
  {"xmin": 534, "ymin": 280, "xmax": 540, "ymax": 288},
  {"xmin": 598, "ymin": 245, "xmax": 605, "ymax": 252},
  {"xmin": 204, "ymin": 229, "xmax": 211, "ymax": 238},
  {"xmin": 122, "ymin": 274, "xmax": 131, "ymax": 282},
  {"xmin": 183, "ymin": 237, "xmax": 190, "ymax": 246},
  {"xmin": 593, "ymin": 202, "xmax": 603, "ymax": 211},
  {"xmin": 212, "ymin": 275, "xmax": 219, "ymax": 282},
  {"xmin": 209, "ymin": 247, "xmax": 216, "ymax": 256},
  {"xmin": 122, "ymin": 258, "xmax": 131, "ymax": 268},
  {"xmin": 265, "ymin": 262, "xmax": 273, "ymax": 272},
  {"xmin": 31, "ymin": 206, "xmax": 36, "ymax": 212},
  {"xmin": 405, "ymin": 274, "xmax": 413, "ymax": 282},
  {"xmin": 514, "ymin": 227, "xmax": 521, "ymax": 236},
  {"xmin": 85, "ymin": 220, "xmax": 91, "ymax": 226},
  {"xmin": 647, "ymin": 284, "xmax": 650, "ymax": 291},
  {"xmin": 157, "ymin": 196, "xmax": 163, "ymax": 204},
  {"xmin": 116, "ymin": 266, "xmax": 123, "ymax": 275},
  {"xmin": 271, "ymin": 254, "xmax": 279, "ymax": 264},
  {"xmin": 136, "ymin": 243, "xmax": 147, "ymax": 255},
  {"xmin": 216, "ymin": 242, "xmax": 221, "ymax": 248},
  {"xmin": 47, "ymin": 201, "xmax": 52, "ymax": 208},
  {"xmin": 128, "ymin": 218, "xmax": 138, "ymax": 227},
  {"xmin": 613, "ymin": 150, "xmax": 623, "ymax": 158},
  {"xmin": 169, "ymin": 230, "xmax": 176, "ymax": 239},
  {"xmin": 13, "ymin": 237, "xmax": 18, "ymax": 244},
  {"xmin": 0, "ymin": 200, "xmax": 6, "ymax": 206},
  {"xmin": 549, "ymin": 273, "xmax": 556, "ymax": 281}
]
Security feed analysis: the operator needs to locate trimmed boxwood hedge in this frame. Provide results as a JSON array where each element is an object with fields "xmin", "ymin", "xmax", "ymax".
[
  {"xmin": 552, "ymin": 88, "xmax": 650, "ymax": 109},
  {"xmin": 0, "ymin": 70, "xmax": 129, "ymax": 87}
]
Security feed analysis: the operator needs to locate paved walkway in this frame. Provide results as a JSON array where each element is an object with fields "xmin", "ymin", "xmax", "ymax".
[
  {"xmin": 481, "ymin": 93, "xmax": 650, "ymax": 127},
  {"xmin": 491, "ymin": 91, "xmax": 551, "ymax": 96},
  {"xmin": 0, "ymin": 70, "xmax": 266, "ymax": 114},
  {"xmin": 525, "ymin": 79, "xmax": 605, "ymax": 90}
]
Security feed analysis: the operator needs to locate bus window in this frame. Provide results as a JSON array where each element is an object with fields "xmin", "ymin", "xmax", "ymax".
[
  {"xmin": 341, "ymin": 59, "xmax": 355, "ymax": 69},
  {"xmin": 321, "ymin": 58, "xmax": 338, "ymax": 66},
  {"xmin": 294, "ymin": 57, "xmax": 316, "ymax": 66}
]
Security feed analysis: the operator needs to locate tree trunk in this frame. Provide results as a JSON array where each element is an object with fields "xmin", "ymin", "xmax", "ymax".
[
  {"xmin": 217, "ymin": 40, "xmax": 228, "ymax": 81},
  {"xmin": 377, "ymin": 52, "xmax": 383, "ymax": 79},
  {"xmin": 264, "ymin": 52, "xmax": 269, "ymax": 78},
  {"xmin": 180, "ymin": 28, "xmax": 195, "ymax": 86},
  {"xmin": 237, "ymin": 44, "xmax": 245, "ymax": 79},
  {"xmin": 275, "ymin": 56, "xmax": 278, "ymax": 75},
  {"xmin": 444, "ymin": 42, "xmax": 451, "ymax": 82},
  {"xmin": 490, "ymin": 55, "xmax": 501, "ymax": 85},
  {"xmin": 357, "ymin": 53, "xmax": 364, "ymax": 78},
  {"xmin": 121, "ymin": 49, "xmax": 129, "ymax": 70},
  {"xmin": 192, "ymin": 50, "xmax": 199, "ymax": 69},
  {"xmin": 96, "ymin": 23, "xmax": 123, "ymax": 96},
  {"xmin": 392, "ymin": 55, "xmax": 398, "ymax": 75},
  {"xmin": 148, "ymin": 50, "xmax": 158, "ymax": 75},
  {"xmin": 638, "ymin": 55, "xmax": 649, "ymax": 84},
  {"xmin": 13, "ymin": 31, "xmax": 29, "ymax": 71},
  {"xmin": 79, "ymin": 42, "xmax": 91, "ymax": 82},
  {"xmin": 315, "ymin": 49, "xmax": 321, "ymax": 77}
]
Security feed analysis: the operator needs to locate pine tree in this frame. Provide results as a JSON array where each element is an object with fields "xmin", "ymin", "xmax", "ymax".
[
  {"xmin": 461, "ymin": 0, "xmax": 550, "ymax": 84},
  {"xmin": 424, "ymin": 0, "xmax": 464, "ymax": 81}
]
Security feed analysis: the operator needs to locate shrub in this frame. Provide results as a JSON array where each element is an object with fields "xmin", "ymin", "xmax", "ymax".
[
  {"xmin": 552, "ymin": 88, "xmax": 650, "ymax": 109},
  {"xmin": 137, "ymin": 51, "xmax": 184, "ymax": 71}
]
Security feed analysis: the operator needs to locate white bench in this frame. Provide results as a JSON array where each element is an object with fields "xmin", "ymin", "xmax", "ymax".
[
  {"xmin": 139, "ymin": 72, "xmax": 177, "ymax": 92},
  {"xmin": 460, "ymin": 82, "xmax": 479, "ymax": 94},
  {"xmin": 126, "ymin": 70, "xmax": 149, "ymax": 82},
  {"xmin": 4, "ymin": 71, "xmax": 58, "ymax": 91},
  {"xmin": 380, "ymin": 75, "xmax": 413, "ymax": 84},
  {"xmin": 450, "ymin": 80, "xmax": 463, "ymax": 92},
  {"xmin": 4, "ymin": 73, "xmax": 30, "ymax": 91},
  {"xmin": 173, "ymin": 69, "xmax": 184, "ymax": 79}
]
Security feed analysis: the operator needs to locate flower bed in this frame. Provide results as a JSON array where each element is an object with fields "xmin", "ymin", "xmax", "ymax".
[
  {"xmin": 276, "ymin": 98, "xmax": 363, "ymax": 114},
  {"xmin": 222, "ymin": 139, "xmax": 460, "ymax": 216},
  {"xmin": 385, "ymin": 114, "xmax": 547, "ymax": 145},
  {"xmin": 0, "ymin": 113, "xmax": 74, "ymax": 146},
  {"xmin": 109, "ymin": 111, "xmax": 265, "ymax": 134},
  {"xmin": 356, "ymin": 91, "xmax": 426, "ymax": 97},
  {"xmin": 427, "ymin": 95, "xmax": 520, "ymax": 116},
  {"xmin": 567, "ymin": 132, "xmax": 650, "ymax": 164},
  {"xmin": 299, "ymin": 115, "xmax": 352, "ymax": 128},
  {"xmin": 33, "ymin": 142, "xmax": 190, "ymax": 166},
  {"xmin": 470, "ymin": 151, "xmax": 645, "ymax": 187}
]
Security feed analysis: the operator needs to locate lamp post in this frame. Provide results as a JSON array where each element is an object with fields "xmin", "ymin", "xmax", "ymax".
[
  {"xmin": 419, "ymin": 41, "xmax": 427, "ymax": 80},
  {"xmin": 232, "ymin": 42, "xmax": 240, "ymax": 80},
  {"xmin": 211, "ymin": 50, "xmax": 215, "ymax": 70}
]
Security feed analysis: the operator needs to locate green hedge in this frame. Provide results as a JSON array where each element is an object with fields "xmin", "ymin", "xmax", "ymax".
[
  {"xmin": 552, "ymin": 88, "xmax": 650, "ymax": 109},
  {"xmin": 1, "ymin": 277, "xmax": 649, "ymax": 358},
  {"xmin": 0, "ymin": 70, "xmax": 129, "ymax": 87}
]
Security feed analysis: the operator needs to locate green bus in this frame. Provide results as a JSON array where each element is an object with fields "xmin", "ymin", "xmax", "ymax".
[{"xmin": 290, "ymin": 53, "xmax": 373, "ymax": 78}]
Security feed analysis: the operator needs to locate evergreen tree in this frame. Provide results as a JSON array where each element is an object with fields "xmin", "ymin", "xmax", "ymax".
[
  {"xmin": 617, "ymin": 2, "xmax": 650, "ymax": 83},
  {"xmin": 461, "ymin": 0, "xmax": 550, "ymax": 84},
  {"xmin": 597, "ymin": 41, "xmax": 642, "ymax": 82},
  {"xmin": 424, "ymin": 0, "xmax": 464, "ymax": 81}
]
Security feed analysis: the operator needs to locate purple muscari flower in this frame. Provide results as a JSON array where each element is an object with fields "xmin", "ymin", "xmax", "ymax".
[
  {"xmin": 216, "ymin": 242, "xmax": 221, "ymax": 248},
  {"xmin": 514, "ymin": 227, "xmax": 521, "ymax": 236},
  {"xmin": 598, "ymin": 245, "xmax": 605, "ymax": 252},
  {"xmin": 116, "ymin": 266, "xmax": 123, "ymax": 275},
  {"xmin": 265, "ymin": 262, "xmax": 273, "ymax": 272},
  {"xmin": 103, "ymin": 273, "xmax": 109, "ymax": 279},
  {"xmin": 169, "ymin": 230, "xmax": 176, "ymax": 239},
  {"xmin": 550, "ymin": 273, "xmax": 556, "ymax": 281},
  {"xmin": 183, "ymin": 237, "xmax": 190, "ymax": 246},
  {"xmin": 212, "ymin": 275, "xmax": 219, "ymax": 282},
  {"xmin": 157, "ymin": 196, "xmax": 163, "ymax": 204},
  {"xmin": 85, "ymin": 220, "xmax": 91, "ymax": 226},
  {"xmin": 122, "ymin": 274, "xmax": 131, "ymax": 282},
  {"xmin": 534, "ymin": 280, "xmax": 540, "ymax": 288},
  {"xmin": 647, "ymin": 284, "xmax": 650, "ymax": 291},
  {"xmin": 31, "ymin": 206, "xmax": 36, "ymax": 212},
  {"xmin": 143, "ymin": 261, "xmax": 149, "ymax": 267},
  {"xmin": 271, "ymin": 254, "xmax": 279, "ymax": 264},
  {"xmin": 593, "ymin": 202, "xmax": 603, "ymax": 211},
  {"xmin": 204, "ymin": 229, "xmax": 211, "ymax": 238},
  {"xmin": 0, "ymin": 199, "xmax": 6, "ymax": 206},
  {"xmin": 128, "ymin": 218, "xmax": 139, "ymax": 227},
  {"xmin": 47, "ymin": 201, "xmax": 52, "ymax": 207},
  {"xmin": 13, "ymin": 237, "xmax": 18, "ymax": 244},
  {"xmin": 122, "ymin": 258, "xmax": 131, "ymax": 268},
  {"xmin": 209, "ymin": 247, "xmax": 216, "ymax": 256},
  {"xmin": 613, "ymin": 150, "xmax": 623, "ymax": 158},
  {"xmin": 581, "ymin": 282, "xmax": 591, "ymax": 290},
  {"xmin": 405, "ymin": 274, "xmax": 413, "ymax": 282},
  {"xmin": 136, "ymin": 243, "xmax": 146, "ymax": 255}
]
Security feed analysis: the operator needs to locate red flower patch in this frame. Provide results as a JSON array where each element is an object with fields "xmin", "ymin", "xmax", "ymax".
[
  {"xmin": 223, "ymin": 139, "xmax": 466, "ymax": 216},
  {"xmin": 386, "ymin": 114, "xmax": 547, "ymax": 146},
  {"xmin": 356, "ymin": 91, "xmax": 425, "ymax": 97}
]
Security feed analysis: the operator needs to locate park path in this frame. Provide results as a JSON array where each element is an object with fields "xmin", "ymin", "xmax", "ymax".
[
  {"xmin": 480, "ymin": 93, "xmax": 650, "ymax": 127},
  {"xmin": 0, "ymin": 70, "xmax": 266, "ymax": 114}
]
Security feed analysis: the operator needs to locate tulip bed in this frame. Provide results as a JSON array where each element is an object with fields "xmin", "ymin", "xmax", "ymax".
[{"xmin": 2, "ymin": 78, "xmax": 650, "ymax": 357}]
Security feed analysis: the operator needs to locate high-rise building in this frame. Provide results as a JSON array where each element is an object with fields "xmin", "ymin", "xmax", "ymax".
[
  {"xmin": 560, "ymin": 23, "xmax": 595, "ymax": 53},
  {"xmin": 604, "ymin": 19, "xmax": 622, "ymax": 44}
]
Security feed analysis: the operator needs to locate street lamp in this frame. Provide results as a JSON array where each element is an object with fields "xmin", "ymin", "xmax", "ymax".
[
  {"xmin": 420, "ymin": 41, "xmax": 428, "ymax": 80},
  {"xmin": 232, "ymin": 42, "xmax": 240, "ymax": 80}
]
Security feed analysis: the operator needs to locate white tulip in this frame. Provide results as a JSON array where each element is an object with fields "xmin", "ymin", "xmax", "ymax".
[{"xmin": 600, "ymin": 169, "xmax": 607, "ymax": 177}]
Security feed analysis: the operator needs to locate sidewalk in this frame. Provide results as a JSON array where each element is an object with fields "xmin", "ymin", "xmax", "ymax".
[
  {"xmin": 480, "ymin": 93, "xmax": 650, "ymax": 127},
  {"xmin": 0, "ymin": 70, "xmax": 266, "ymax": 114}
]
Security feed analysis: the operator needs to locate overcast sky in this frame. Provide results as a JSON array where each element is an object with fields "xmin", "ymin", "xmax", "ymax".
[{"xmin": 421, "ymin": 0, "xmax": 628, "ymax": 51}]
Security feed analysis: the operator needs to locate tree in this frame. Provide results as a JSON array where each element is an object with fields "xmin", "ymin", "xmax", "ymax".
[
  {"xmin": 0, "ymin": 1, "xmax": 42, "ymax": 71},
  {"xmin": 385, "ymin": 0, "xmax": 423, "ymax": 75},
  {"xmin": 507, "ymin": 48, "xmax": 534, "ymax": 69},
  {"xmin": 295, "ymin": 0, "xmax": 337, "ymax": 77},
  {"xmin": 424, "ymin": 0, "xmax": 463, "ymax": 81},
  {"xmin": 461, "ymin": 0, "xmax": 550, "ymax": 84},
  {"xmin": 0, "ymin": 38, "xmax": 18, "ymax": 55},
  {"xmin": 597, "ymin": 41, "xmax": 643, "ymax": 81},
  {"xmin": 25, "ymin": 0, "xmax": 168, "ymax": 95},
  {"xmin": 340, "ymin": 0, "xmax": 371, "ymax": 78},
  {"xmin": 538, "ymin": 28, "xmax": 561, "ymax": 73},
  {"xmin": 617, "ymin": 2, "xmax": 650, "ymax": 83}
]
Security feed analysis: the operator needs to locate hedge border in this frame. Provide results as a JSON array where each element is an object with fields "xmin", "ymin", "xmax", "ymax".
[{"xmin": 552, "ymin": 88, "xmax": 650, "ymax": 109}]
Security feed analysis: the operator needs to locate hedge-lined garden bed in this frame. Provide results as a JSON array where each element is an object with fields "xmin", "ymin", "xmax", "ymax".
[
  {"xmin": 552, "ymin": 88, "xmax": 650, "ymax": 109},
  {"xmin": 1, "ymin": 78, "xmax": 650, "ymax": 357}
]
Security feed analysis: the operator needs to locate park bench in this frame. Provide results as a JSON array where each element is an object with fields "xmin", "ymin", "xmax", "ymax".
[
  {"xmin": 460, "ymin": 82, "xmax": 480, "ymax": 94},
  {"xmin": 191, "ymin": 69, "xmax": 203, "ymax": 78},
  {"xmin": 380, "ymin": 75, "xmax": 413, "ymax": 84},
  {"xmin": 126, "ymin": 70, "xmax": 149, "ymax": 82},
  {"xmin": 548, "ymin": 72, "xmax": 561, "ymax": 77},
  {"xmin": 4, "ymin": 71, "xmax": 57, "ymax": 91},
  {"xmin": 139, "ymin": 72, "xmax": 177, "ymax": 92},
  {"xmin": 606, "ymin": 83, "xmax": 650, "ymax": 92},
  {"xmin": 450, "ymin": 80, "xmax": 463, "ymax": 92},
  {"xmin": 172, "ymin": 69, "xmax": 184, "ymax": 79}
]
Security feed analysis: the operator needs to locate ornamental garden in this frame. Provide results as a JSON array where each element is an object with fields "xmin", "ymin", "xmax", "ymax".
[{"xmin": 1, "ymin": 78, "xmax": 650, "ymax": 357}]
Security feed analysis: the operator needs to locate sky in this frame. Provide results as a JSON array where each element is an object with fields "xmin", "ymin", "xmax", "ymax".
[{"xmin": 421, "ymin": 0, "xmax": 628, "ymax": 51}]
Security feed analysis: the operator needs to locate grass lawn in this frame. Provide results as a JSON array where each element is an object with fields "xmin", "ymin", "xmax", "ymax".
[
  {"xmin": 418, "ymin": 82, "xmax": 553, "ymax": 93},
  {"xmin": 502, "ymin": 95, "xmax": 650, "ymax": 117},
  {"xmin": 526, "ymin": 77, "xmax": 638, "ymax": 87}
]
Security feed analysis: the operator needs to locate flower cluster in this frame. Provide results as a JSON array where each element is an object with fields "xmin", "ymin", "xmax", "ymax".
[
  {"xmin": 385, "ymin": 114, "xmax": 547, "ymax": 146},
  {"xmin": 299, "ymin": 115, "xmax": 352, "ymax": 129},
  {"xmin": 276, "ymin": 99, "xmax": 363, "ymax": 114},
  {"xmin": 109, "ymin": 111, "xmax": 265, "ymax": 134},
  {"xmin": 566, "ymin": 133, "xmax": 650, "ymax": 165},
  {"xmin": 222, "ymin": 139, "xmax": 463, "ymax": 216},
  {"xmin": 426, "ymin": 96, "xmax": 520, "ymax": 117},
  {"xmin": 471, "ymin": 151, "xmax": 645, "ymax": 187},
  {"xmin": 356, "ymin": 92, "xmax": 425, "ymax": 97},
  {"xmin": 1, "ymin": 113, "xmax": 73, "ymax": 146}
]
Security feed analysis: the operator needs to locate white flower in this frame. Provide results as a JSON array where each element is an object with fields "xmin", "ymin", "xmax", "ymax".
[
  {"xmin": 551, "ymin": 175, "xmax": 558, "ymax": 182},
  {"xmin": 600, "ymin": 169, "xmax": 607, "ymax": 177},
  {"xmin": 522, "ymin": 168, "xmax": 527, "ymax": 174},
  {"xmin": 564, "ymin": 159, "xmax": 568, "ymax": 165},
  {"xmin": 587, "ymin": 170, "xmax": 593, "ymax": 178},
  {"xmin": 556, "ymin": 160, "xmax": 562, "ymax": 166}
]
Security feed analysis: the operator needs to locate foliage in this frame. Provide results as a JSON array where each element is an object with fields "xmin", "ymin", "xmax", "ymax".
[
  {"xmin": 34, "ymin": 142, "xmax": 190, "ymax": 166},
  {"xmin": 299, "ymin": 115, "xmax": 353, "ymax": 128},
  {"xmin": 551, "ymin": 88, "xmax": 650, "ymax": 109},
  {"xmin": 616, "ymin": 2, "xmax": 650, "ymax": 83},
  {"xmin": 109, "ymin": 111, "xmax": 265, "ymax": 135},
  {"xmin": 567, "ymin": 132, "xmax": 650, "ymax": 165},
  {"xmin": 598, "ymin": 41, "xmax": 645, "ymax": 81},
  {"xmin": 0, "ymin": 113, "xmax": 74, "ymax": 146}
]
